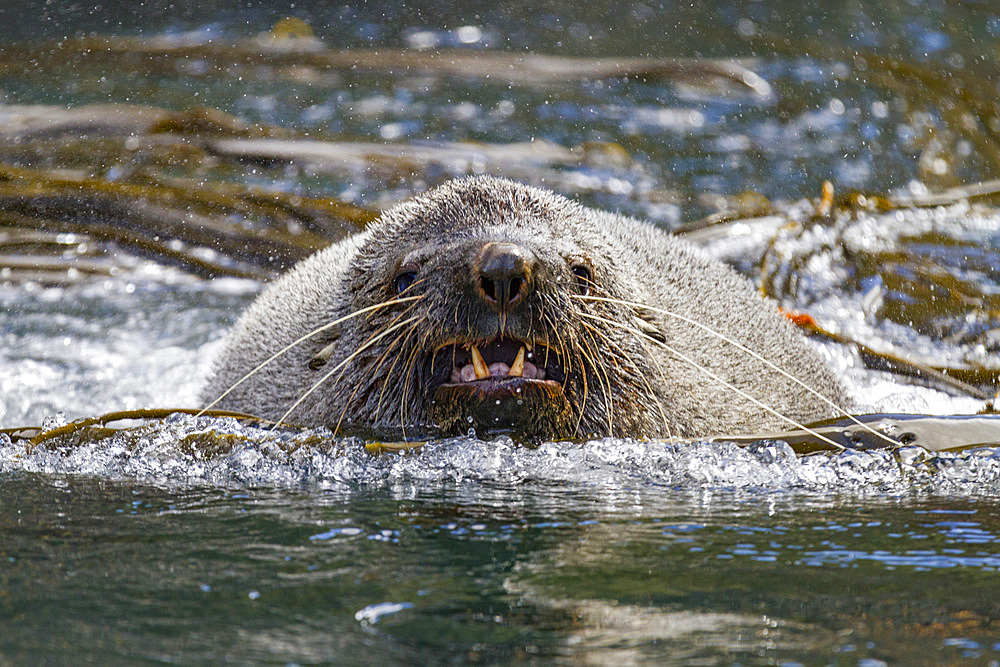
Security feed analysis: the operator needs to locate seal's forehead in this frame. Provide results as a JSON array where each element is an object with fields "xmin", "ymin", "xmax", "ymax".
[{"xmin": 377, "ymin": 176, "xmax": 583, "ymax": 243}]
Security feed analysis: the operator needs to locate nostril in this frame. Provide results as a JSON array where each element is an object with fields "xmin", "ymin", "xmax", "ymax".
[
  {"xmin": 480, "ymin": 276, "xmax": 497, "ymax": 302},
  {"xmin": 479, "ymin": 275, "xmax": 523, "ymax": 305},
  {"xmin": 476, "ymin": 242, "xmax": 535, "ymax": 309},
  {"xmin": 508, "ymin": 277, "xmax": 523, "ymax": 301}
]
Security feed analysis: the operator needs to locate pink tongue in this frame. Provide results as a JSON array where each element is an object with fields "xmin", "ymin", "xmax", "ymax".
[{"xmin": 488, "ymin": 362, "xmax": 510, "ymax": 377}]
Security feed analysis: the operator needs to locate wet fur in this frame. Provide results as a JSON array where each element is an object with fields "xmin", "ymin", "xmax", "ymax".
[{"xmin": 203, "ymin": 176, "xmax": 851, "ymax": 439}]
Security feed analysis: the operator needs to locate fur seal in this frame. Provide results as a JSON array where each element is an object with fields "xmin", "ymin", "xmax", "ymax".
[{"xmin": 203, "ymin": 176, "xmax": 850, "ymax": 440}]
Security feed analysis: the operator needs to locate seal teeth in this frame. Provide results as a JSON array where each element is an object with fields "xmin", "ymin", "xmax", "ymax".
[
  {"xmin": 509, "ymin": 346, "xmax": 526, "ymax": 377},
  {"xmin": 470, "ymin": 344, "xmax": 490, "ymax": 380}
]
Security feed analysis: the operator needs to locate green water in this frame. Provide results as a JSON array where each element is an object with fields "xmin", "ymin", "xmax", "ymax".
[
  {"xmin": 4, "ymin": 471, "xmax": 1000, "ymax": 664},
  {"xmin": 3, "ymin": 0, "xmax": 1000, "ymax": 663}
]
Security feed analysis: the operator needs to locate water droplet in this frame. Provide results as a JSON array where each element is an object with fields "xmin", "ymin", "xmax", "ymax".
[{"xmin": 455, "ymin": 25, "xmax": 482, "ymax": 44}]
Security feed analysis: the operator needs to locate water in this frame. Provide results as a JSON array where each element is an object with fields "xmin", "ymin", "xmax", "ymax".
[
  {"xmin": 4, "ymin": 441, "xmax": 1000, "ymax": 663},
  {"xmin": 3, "ymin": 0, "xmax": 1000, "ymax": 663}
]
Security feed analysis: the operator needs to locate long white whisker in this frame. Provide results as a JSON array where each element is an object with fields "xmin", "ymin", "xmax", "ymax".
[
  {"xmin": 582, "ymin": 319, "xmax": 671, "ymax": 438},
  {"xmin": 397, "ymin": 334, "xmax": 425, "ymax": 441},
  {"xmin": 334, "ymin": 315, "xmax": 421, "ymax": 435},
  {"xmin": 582, "ymin": 312, "xmax": 847, "ymax": 450},
  {"xmin": 578, "ymin": 329, "xmax": 614, "ymax": 435},
  {"xmin": 271, "ymin": 315, "xmax": 421, "ymax": 430},
  {"xmin": 198, "ymin": 295, "xmax": 423, "ymax": 417},
  {"xmin": 575, "ymin": 294, "xmax": 899, "ymax": 448},
  {"xmin": 365, "ymin": 329, "xmax": 411, "ymax": 426}
]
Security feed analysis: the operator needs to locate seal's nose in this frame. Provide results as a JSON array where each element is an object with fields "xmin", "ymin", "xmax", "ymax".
[{"xmin": 477, "ymin": 242, "xmax": 535, "ymax": 310}]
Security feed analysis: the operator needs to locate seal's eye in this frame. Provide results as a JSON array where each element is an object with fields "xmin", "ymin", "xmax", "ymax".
[
  {"xmin": 571, "ymin": 265, "xmax": 593, "ymax": 296},
  {"xmin": 393, "ymin": 268, "xmax": 418, "ymax": 295}
]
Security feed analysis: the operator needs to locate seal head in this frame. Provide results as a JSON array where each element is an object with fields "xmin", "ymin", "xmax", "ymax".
[{"xmin": 203, "ymin": 176, "xmax": 850, "ymax": 441}]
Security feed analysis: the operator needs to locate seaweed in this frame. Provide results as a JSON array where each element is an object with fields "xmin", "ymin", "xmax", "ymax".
[
  {"xmin": 0, "ymin": 160, "xmax": 374, "ymax": 281},
  {"xmin": 0, "ymin": 407, "xmax": 425, "ymax": 457},
  {"xmin": 2, "ymin": 408, "xmax": 264, "ymax": 449},
  {"xmin": 0, "ymin": 34, "xmax": 772, "ymax": 94},
  {"xmin": 678, "ymin": 180, "xmax": 1000, "ymax": 400},
  {"xmin": 10, "ymin": 406, "xmax": 1000, "ymax": 456},
  {"xmin": 0, "ymin": 101, "xmax": 649, "ymax": 283}
]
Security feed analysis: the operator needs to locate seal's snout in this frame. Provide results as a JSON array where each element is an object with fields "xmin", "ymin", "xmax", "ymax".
[{"xmin": 476, "ymin": 242, "xmax": 535, "ymax": 310}]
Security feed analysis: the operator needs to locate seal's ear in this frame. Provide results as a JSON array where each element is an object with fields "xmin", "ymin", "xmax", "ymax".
[
  {"xmin": 308, "ymin": 327, "xmax": 342, "ymax": 370},
  {"xmin": 632, "ymin": 312, "xmax": 666, "ymax": 343}
]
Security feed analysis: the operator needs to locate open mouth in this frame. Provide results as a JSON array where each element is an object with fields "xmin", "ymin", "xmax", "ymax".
[
  {"xmin": 433, "ymin": 337, "xmax": 563, "ymax": 386},
  {"xmin": 444, "ymin": 338, "xmax": 555, "ymax": 384},
  {"xmin": 428, "ymin": 337, "xmax": 571, "ymax": 439}
]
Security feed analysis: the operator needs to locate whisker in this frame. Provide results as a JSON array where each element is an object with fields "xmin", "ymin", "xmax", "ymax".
[
  {"xmin": 271, "ymin": 315, "xmax": 422, "ymax": 430},
  {"xmin": 541, "ymin": 293, "xmax": 596, "ymax": 436},
  {"xmin": 334, "ymin": 325, "xmax": 409, "ymax": 436},
  {"xmin": 539, "ymin": 313, "xmax": 554, "ymax": 372},
  {"xmin": 582, "ymin": 319, "xmax": 671, "ymax": 438},
  {"xmin": 581, "ymin": 312, "xmax": 847, "ymax": 450},
  {"xmin": 574, "ymin": 294, "xmax": 897, "ymax": 448},
  {"xmin": 330, "ymin": 303, "xmax": 426, "ymax": 434},
  {"xmin": 569, "ymin": 338, "xmax": 591, "ymax": 437},
  {"xmin": 368, "ymin": 328, "xmax": 412, "ymax": 425},
  {"xmin": 578, "ymin": 328, "xmax": 614, "ymax": 435},
  {"xmin": 540, "ymin": 304, "xmax": 571, "ymax": 379},
  {"xmin": 398, "ymin": 332, "xmax": 425, "ymax": 440},
  {"xmin": 198, "ymin": 294, "xmax": 424, "ymax": 417}
]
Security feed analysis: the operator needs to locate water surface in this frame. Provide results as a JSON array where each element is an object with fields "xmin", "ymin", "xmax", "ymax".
[{"xmin": 2, "ymin": 0, "xmax": 1000, "ymax": 663}]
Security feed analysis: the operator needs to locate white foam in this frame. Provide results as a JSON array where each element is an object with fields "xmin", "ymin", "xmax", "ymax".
[{"xmin": 4, "ymin": 415, "xmax": 999, "ymax": 497}]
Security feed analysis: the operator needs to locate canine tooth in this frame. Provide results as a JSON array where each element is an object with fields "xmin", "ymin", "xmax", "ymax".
[
  {"xmin": 510, "ymin": 346, "xmax": 526, "ymax": 377},
  {"xmin": 470, "ymin": 345, "xmax": 489, "ymax": 379}
]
